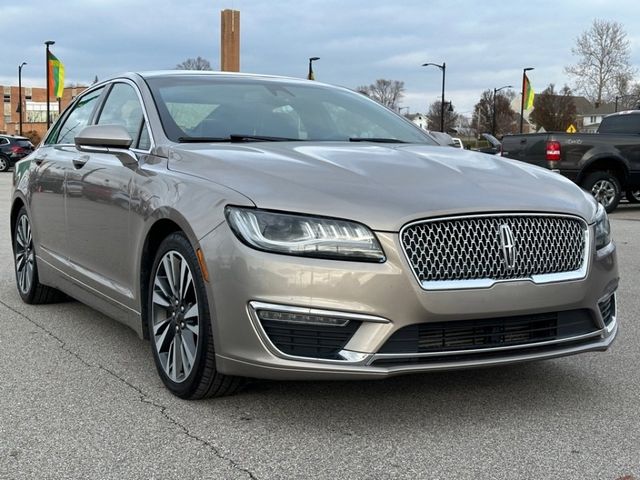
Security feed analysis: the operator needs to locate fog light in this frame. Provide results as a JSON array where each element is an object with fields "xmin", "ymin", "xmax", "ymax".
[{"xmin": 256, "ymin": 309, "xmax": 350, "ymax": 327}]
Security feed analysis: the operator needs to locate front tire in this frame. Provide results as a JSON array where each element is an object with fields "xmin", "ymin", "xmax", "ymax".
[
  {"xmin": 148, "ymin": 232, "xmax": 244, "ymax": 399},
  {"xmin": 13, "ymin": 207, "xmax": 64, "ymax": 304},
  {"xmin": 582, "ymin": 171, "xmax": 622, "ymax": 213}
]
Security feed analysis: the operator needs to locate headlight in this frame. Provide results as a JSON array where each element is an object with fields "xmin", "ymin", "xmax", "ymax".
[
  {"xmin": 225, "ymin": 207, "xmax": 385, "ymax": 262},
  {"xmin": 594, "ymin": 203, "xmax": 611, "ymax": 250}
]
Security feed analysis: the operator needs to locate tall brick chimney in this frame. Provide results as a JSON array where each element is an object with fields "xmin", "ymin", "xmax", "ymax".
[{"xmin": 220, "ymin": 9, "xmax": 240, "ymax": 72}]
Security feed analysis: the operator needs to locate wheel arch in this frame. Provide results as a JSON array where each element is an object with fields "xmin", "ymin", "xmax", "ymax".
[
  {"xmin": 577, "ymin": 157, "xmax": 628, "ymax": 186},
  {"xmin": 139, "ymin": 218, "xmax": 185, "ymax": 340},
  {"xmin": 10, "ymin": 197, "xmax": 26, "ymax": 247}
]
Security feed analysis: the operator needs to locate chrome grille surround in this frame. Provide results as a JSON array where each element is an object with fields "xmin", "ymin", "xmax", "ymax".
[{"xmin": 400, "ymin": 213, "xmax": 590, "ymax": 290}]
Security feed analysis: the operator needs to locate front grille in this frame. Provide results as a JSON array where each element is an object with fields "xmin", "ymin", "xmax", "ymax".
[
  {"xmin": 598, "ymin": 294, "xmax": 616, "ymax": 325},
  {"xmin": 259, "ymin": 319, "xmax": 360, "ymax": 360},
  {"xmin": 401, "ymin": 215, "xmax": 587, "ymax": 285},
  {"xmin": 378, "ymin": 310, "xmax": 598, "ymax": 354}
]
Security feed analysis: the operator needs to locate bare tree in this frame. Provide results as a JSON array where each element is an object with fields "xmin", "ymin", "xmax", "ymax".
[
  {"xmin": 565, "ymin": 19, "xmax": 634, "ymax": 104},
  {"xmin": 357, "ymin": 79, "xmax": 405, "ymax": 110},
  {"xmin": 426, "ymin": 100, "xmax": 459, "ymax": 133},
  {"xmin": 175, "ymin": 56, "xmax": 212, "ymax": 71},
  {"xmin": 529, "ymin": 84, "xmax": 578, "ymax": 132},
  {"xmin": 472, "ymin": 89, "xmax": 517, "ymax": 137}
]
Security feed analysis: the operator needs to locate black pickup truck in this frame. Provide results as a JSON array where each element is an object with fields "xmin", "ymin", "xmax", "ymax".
[{"xmin": 501, "ymin": 110, "xmax": 640, "ymax": 212}]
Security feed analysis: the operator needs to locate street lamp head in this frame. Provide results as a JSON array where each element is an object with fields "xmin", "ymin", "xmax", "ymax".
[
  {"xmin": 422, "ymin": 62, "xmax": 444, "ymax": 70},
  {"xmin": 309, "ymin": 57, "xmax": 320, "ymax": 62},
  {"xmin": 524, "ymin": 67, "xmax": 534, "ymax": 72},
  {"xmin": 45, "ymin": 40, "xmax": 55, "ymax": 46}
]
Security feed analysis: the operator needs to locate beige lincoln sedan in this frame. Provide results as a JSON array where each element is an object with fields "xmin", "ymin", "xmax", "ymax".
[{"xmin": 11, "ymin": 71, "xmax": 618, "ymax": 399}]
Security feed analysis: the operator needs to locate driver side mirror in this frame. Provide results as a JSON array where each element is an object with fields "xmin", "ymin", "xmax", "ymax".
[{"xmin": 75, "ymin": 124, "xmax": 133, "ymax": 150}]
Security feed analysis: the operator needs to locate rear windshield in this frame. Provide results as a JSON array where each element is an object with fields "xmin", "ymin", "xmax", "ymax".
[
  {"xmin": 598, "ymin": 114, "xmax": 640, "ymax": 134},
  {"xmin": 16, "ymin": 140, "xmax": 33, "ymax": 148},
  {"xmin": 146, "ymin": 75, "xmax": 437, "ymax": 145}
]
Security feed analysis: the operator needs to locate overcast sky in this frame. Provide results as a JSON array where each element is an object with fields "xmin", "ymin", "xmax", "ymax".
[{"xmin": 2, "ymin": 0, "xmax": 640, "ymax": 115}]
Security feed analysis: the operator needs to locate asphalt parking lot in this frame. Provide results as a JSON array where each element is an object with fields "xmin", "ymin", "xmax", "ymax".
[{"xmin": 0, "ymin": 173, "xmax": 638, "ymax": 480}]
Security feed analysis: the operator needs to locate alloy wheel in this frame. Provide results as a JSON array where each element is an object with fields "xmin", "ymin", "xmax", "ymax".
[
  {"xmin": 151, "ymin": 251, "xmax": 200, "ymax": 383},
  {"xmin": 591, "ymin": 179, "xmax": 616, "ymax": 208},
  {"xmin": 0, "ymin": 157, "xmax": 8, "ymax": 172},
  {"xmin": 15, "ymin": 214, "xmax": 35, "ymax": 295}
]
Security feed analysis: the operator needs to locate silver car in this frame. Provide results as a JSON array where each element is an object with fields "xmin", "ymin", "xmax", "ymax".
[{"xmin": 11, "ymin": 71, "xmax": 619, "ymax": 399}]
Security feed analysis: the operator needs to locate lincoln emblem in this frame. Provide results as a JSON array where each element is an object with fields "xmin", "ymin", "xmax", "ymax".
[{"xmin": 499, "ymin": 224, "xmax": 517, "ymax": 270}]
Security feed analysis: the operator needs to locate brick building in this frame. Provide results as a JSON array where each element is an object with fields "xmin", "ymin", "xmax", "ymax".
[{"xmin": 1, "ymin": 84, "xmax": 88, "ymax": 142}]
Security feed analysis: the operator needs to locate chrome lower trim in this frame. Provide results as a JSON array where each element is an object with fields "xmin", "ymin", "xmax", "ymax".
[
  {"xmin": 246, "ymin": 301, "xmax": 384, "ymax": 365},
  {"xmin": 368, "ymin": 329, "xmax": 604, "ymax": 363}
]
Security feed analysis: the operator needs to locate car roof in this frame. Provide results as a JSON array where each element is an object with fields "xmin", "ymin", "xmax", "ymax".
[{"xmin": 0, "ymin": 134, "xmax": 29, "ymax": 140}]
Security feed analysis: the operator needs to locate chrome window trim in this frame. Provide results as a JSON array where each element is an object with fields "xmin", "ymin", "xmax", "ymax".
[
  {"xmin": 399, "ymin": 212, "xmax": 591, "ymax": 291},
  {"xmin": 49, "ymin": 78, "xmax": 155, "ymax": 154}
]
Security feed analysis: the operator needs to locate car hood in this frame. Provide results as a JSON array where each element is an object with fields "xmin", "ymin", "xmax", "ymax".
[{"xmin": 167, "ymin": 142, "xmax": 595, "ymax": 231}]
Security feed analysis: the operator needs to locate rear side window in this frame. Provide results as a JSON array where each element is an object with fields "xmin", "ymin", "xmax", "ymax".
[
  {"xmin": 598, "ymin": 114, "xmax": 640, "ymax": 134},
  {"xmin": 53, "ymin": 87, "xmax": 105, "ymax": 145},
  {"xmin": 97, "ymin": 83, "xmax": 146, "ymax": 145}
]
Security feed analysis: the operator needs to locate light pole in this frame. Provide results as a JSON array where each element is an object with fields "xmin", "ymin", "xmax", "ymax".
[
  {"xmin": 492, "ymin": 85, "xmax": 512, "ymax": 136},
  {"xmin": 519, "ymin": 67, "xmax": 534, "ymax": 133},
  {"xmin": 18, "ymin": 62, "xmax": 27, "ymax": 136},
  {"xmin": 307, "ymin": 57, "xmax": 320, "ymax": 80},
  {"xmin": 422, "ymin": 62, "xmax": 446, "ymax": 132},
  {"xmin": 45, "ymin": 40, "xmax": 55, "ymax": 128}
]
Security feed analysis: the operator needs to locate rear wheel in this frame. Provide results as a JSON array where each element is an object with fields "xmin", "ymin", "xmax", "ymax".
[
  {"xmin": 626, "ymin": 189, "xmax": 640, "ymax": 204},
  {"xmin": 0, "ymin": 155, "xmax": 9, "ymax": 172},
  {"xmin": 581, "ymin": 171, "xmax": 622, "ymax": 213},
  {"xmin": 13, "ymin": 207, "xmax": 65, "ymax": 304},
  {"xmin": 148, "ymin": 232, "xmax": 244, "ymax": 399}
]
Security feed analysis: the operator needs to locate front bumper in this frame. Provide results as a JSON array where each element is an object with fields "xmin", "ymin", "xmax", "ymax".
[{"xmin": 200, "ymin": 223, "xmax": 619, "ymax": 380}]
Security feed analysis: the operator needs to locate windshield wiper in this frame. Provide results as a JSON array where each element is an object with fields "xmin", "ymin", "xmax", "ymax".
[
  {"xmin": 178, "ymin": 134, "xmax": 301, "ymax": 143},
  {"xmin": 348, "ymin": 137, "xmax": 407, "ymax": 143},
  {"xmin": 178, "ymin": 136, "xmax": 229, "ymax": 143}
]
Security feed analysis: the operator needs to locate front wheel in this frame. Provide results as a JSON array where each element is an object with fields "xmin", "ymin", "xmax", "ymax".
[
  {"xmin": 581, "ymin": 171, "xmax": 622, "ymax": 213},
  {"xmin": 626, "ymin": 189, "xmax": 640, "ymax": 204},
  {"xmin": 148, "ymin": 232, "xmax": 244, "ymax": 399}
]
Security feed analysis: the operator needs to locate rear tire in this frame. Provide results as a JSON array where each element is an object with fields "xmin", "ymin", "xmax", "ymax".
[
  {"xmin": 147, "ymin": 232, "xmax": 244, "ymax": 399},
  {"xmin": 581, "ymin": 171, "xmax": 622, "ymax": 213},
  {"xmin": 13, "ymin": 207, "xmax": 65, "ymax": 304},
  {"xmin": 0, "ymin": 155, "xmax": 9, "ymax": 173},
  {"xmin": 626, "ymin": 189, "xmax": 640, "ymax": 204}
]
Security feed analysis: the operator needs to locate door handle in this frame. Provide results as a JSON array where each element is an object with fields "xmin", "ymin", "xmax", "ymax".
[
  {"xmin": 72, "ymin": 155, "xmax": 90, "ymax": 169},
  {"xmin": 34, "ymin": 154, "xmax": 47, "ymax": 165},
  {"xmin": 519, "ymin": 138, "xmax": 527, "ymax": 144}
]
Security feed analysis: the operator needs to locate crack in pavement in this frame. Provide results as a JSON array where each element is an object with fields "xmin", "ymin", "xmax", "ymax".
[{"xmin": 0, "ymin": 297, "xmax": 260, "ymax": 480}]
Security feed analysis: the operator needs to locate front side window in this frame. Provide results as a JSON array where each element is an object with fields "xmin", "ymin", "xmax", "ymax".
[
  {"xmin": 52, "ymin": 87, "xmax": 104, "ymax": 145},
  {"xmin": 97, "ymin": 83, "xmax": 147, "ymax": 146}
]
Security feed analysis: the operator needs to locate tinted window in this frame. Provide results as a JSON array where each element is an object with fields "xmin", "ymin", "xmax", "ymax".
[
  {"xmin": 97, "ymin": 83, "xmax": 145, "ymax": 142},
  {"xmin": 598, "ymin": 114, "xmax": 640, "ymax": 134},
  {"xmin": 54, "ymin": 87, "xmax": 104, "ymax": 145},
  {"xmin": 147, "ymin": 76, "xmax": 436, "ymax": 145}
]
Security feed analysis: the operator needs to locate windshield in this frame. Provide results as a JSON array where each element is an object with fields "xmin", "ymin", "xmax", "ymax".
[{"xmin": 146, "ymin": 75, "xmax": 436, "ymax": 144}]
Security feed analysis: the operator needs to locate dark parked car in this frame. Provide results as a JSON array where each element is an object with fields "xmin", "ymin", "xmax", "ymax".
[
  {"xmin": 0, "ymin": 135, "xmax": 34, "ymax": 172},
  {"xmin": 11, "ymin": 72, "xmax": 618, "ymax": 399},
  {"xmin": 501, "ymin": 111, "xmax": 640, "ymax": 212}
]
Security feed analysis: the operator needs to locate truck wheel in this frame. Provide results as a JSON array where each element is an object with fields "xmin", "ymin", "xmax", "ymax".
[
  {"xmin": 626, "ymin": 189, "xmax": 640, "ymax": 204},
  {"xmin": 582, "ymin": 172, "xmax": 621, "ymax": 213}
]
